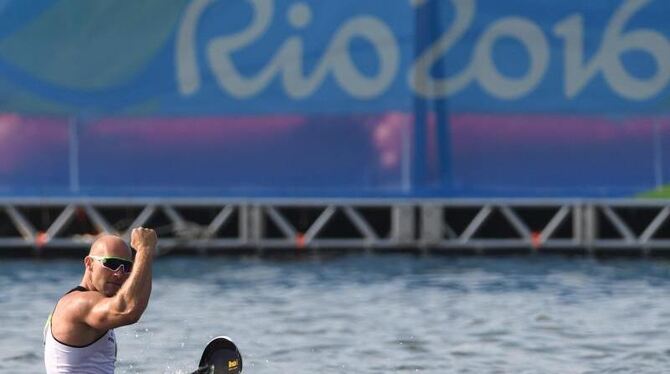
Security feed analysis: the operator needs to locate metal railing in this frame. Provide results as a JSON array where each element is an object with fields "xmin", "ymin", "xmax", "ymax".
[{"xmin": 2, "ymin": 198, "xmax": 670, "ymax": 254}]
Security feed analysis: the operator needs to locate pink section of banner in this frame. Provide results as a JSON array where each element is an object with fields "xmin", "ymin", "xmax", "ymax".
[{"xmin": 0, "ymin": 114, "xmax": 68, "ymax": 173}]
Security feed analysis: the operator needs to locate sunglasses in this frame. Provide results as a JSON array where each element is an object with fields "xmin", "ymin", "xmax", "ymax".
[{"xmin": 89, "ymin": 255, "xmax": 134, "ymax": 273}]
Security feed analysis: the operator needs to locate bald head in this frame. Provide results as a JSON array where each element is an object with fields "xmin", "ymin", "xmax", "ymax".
[{"xmin": 89, "ymin": 235, "xmax": 132, "ymax": 259}]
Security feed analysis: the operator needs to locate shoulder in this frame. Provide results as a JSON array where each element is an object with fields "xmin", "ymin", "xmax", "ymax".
[
  {"xmin": 50, "ymin": 290, "xmax": 112, "ymax": 345},
  {"xmin": 55, "ymin": 290, "xmax": 106, "ymax": 322}
]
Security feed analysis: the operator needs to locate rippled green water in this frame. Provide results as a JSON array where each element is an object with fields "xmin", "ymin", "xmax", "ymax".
[{"xmin": 3, "ymin": 254, "xmax": 670, "ymax": 373}]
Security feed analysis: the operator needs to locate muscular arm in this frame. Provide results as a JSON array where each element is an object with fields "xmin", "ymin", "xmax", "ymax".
[
  {"xmin": 86, "ymin": 248, "xmax": 153, "ymax": 329},
  {"xmin": 67, "ymin": 228, "xmax": 157, "ymax": 332}
]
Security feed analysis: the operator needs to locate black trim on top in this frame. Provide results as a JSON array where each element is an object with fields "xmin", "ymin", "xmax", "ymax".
[
  {"xmin": 49, "ymin": 286, "xmax": 111, "ymax": 348},
  {"xmin": 66, "ymin": 286, "xmax": 89, "ymax": 294},
  {"xmin": 50, "ymin": 328, "xmax": 110, "ymax": 349}
]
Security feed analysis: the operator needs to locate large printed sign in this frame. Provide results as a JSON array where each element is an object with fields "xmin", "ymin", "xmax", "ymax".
[
  {"xmin": 0, "ymin": 0, "xmax": 669, "ymax": 198},
  {"xmin": 0, "ymin": 0, "xmax": 667, "ymax": 114}
]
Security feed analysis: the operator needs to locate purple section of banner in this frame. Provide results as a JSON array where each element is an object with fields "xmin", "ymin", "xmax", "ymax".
[
  {"xmin": 0, "ymin": 114, "xmax": 69, "ymax": 195},
  {"xmin": 450, "ymin": 114, "xmax": 665, "ymax": 196},
  {"xmin": 76, "ymin": 114, "xmax": 409, "ymax": 196},
  {"xmin": 1, "ymin": 112, "xmax": 668, "ymax": 198}
]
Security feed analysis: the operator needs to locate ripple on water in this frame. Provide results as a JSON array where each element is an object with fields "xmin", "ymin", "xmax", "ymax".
[{"xmin": 6, "ymin": 255, "xmax": 670, "ymax": 373}]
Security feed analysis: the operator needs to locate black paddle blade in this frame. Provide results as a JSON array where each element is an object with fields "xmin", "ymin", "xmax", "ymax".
[{"xmin": 196, "ymin": 336, "xmax": 242, "ymax": 374}]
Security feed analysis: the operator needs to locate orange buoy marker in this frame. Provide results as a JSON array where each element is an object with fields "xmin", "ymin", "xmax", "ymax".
[
  {"xmin": 295, "ymin": 232, "xmax": 306, "ymax": 249},
  {"xmin": 35, "ymin": 231, "xmax": 50, "ymax": 249},
  {"xmin": 531, "ymin": 231, "xmax": 542, "ymax": 250}
]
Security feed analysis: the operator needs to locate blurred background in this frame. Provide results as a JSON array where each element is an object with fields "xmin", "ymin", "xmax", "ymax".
[
  {"xmin": 1, "ymin": 0, "xmax": 669, "ymax": 199},
  {"xmin": 3, "ymin": 0, "xmax": 670, "ymax": 373}
]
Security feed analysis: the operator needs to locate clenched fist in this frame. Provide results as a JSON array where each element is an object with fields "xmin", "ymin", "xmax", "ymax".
[{"xmin": 131, "ymin": 227, "xmax": 157, "ymax": 253}]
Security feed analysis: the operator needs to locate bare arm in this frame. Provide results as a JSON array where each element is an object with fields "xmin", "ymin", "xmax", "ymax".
[{"xmin": 79, "ymin": 228, "xmax": 157, "ymax": 330}]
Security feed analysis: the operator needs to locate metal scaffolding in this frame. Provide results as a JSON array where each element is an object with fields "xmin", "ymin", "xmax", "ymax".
[{"xmin": 2, "ymin": 198, "xmax": 670, "ymax": 255}]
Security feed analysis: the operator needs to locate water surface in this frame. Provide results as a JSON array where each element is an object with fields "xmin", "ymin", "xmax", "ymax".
[{"xmin": 2, "ymin": 254, "xmax": 670, "ymax": 373}]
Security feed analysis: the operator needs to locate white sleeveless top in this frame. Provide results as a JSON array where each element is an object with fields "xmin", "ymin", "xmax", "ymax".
[{"xmin": 43, "ymin": 287, "xmax": 117, "ymax": 374}]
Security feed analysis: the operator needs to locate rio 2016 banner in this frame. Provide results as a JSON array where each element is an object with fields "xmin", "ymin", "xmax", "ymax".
[{"xmin": 0, "ymin": 0, "xmax": 669, "ymax": 198}]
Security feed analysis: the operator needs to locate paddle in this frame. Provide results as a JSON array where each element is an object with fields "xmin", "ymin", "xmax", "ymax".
[{"xmin": 190, "ymin": 336, "xmax": 243, "ymax": 374}]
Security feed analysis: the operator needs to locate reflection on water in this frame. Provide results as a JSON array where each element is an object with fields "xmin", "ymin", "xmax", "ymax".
[{"xmin": 3, "ymin": 254, "xmax": 670, "ymax": 373}]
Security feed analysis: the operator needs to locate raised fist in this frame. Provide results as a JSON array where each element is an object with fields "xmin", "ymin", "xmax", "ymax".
[{"xmin": 130, "ymin": 227, "xmax": 157, "ymax": 253}]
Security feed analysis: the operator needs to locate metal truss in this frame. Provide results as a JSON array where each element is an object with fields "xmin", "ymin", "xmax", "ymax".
[
  {"xmin": 585, "ymin": 201, "xmax": 670, "ymax": 254},
  {"xmin": 247, "ymin": 202, "xmax": 414, "ymax": 250},
  {"xmin": 0, "ymin": 200, "xmax": 247, "ymax": 254},
  {"xmin": 419, "ymin": 200, "xmax": 582, "ymax": 252},
  {"xmin": 2, "ymin": 199, "xmax": 670, "ymax": 254}
]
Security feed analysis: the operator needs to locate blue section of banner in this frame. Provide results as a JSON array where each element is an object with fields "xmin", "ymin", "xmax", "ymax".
[
  {"xmin": 0, "ymin": 0, "xmax": 667, "ymax": 115},
  {"xmin": 0, "ymin": 0, "xmax": 670, "ymax": 198}
]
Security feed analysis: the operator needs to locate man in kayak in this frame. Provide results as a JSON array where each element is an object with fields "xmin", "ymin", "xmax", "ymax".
[{"xmin": 44, "ymin": 227, "xmax": 157, "ymax": 374}]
